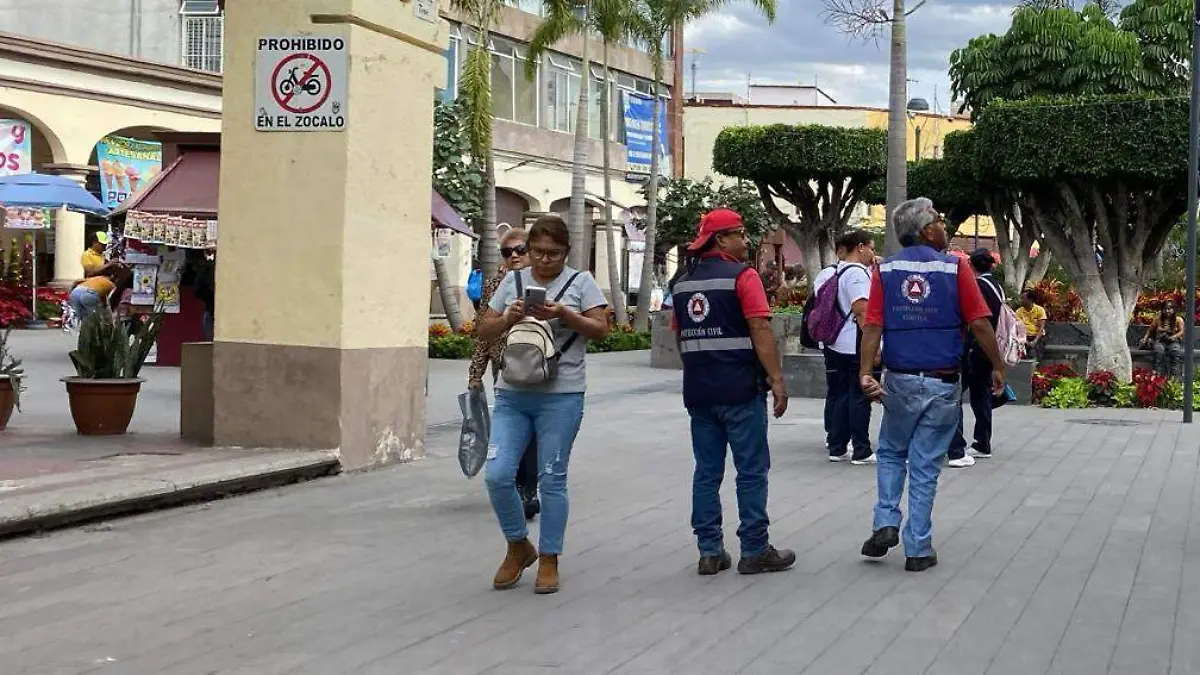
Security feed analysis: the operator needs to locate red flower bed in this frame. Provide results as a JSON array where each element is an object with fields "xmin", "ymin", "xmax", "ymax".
[
  {"xmin": 1133, "ymin": 289, "xmax": 1200, "ymax": 325},
  {"xmin": 1027, "ymin": 279, "xmax": 1085, "ymax": 323},
  {"xmin": 1033, "ymin": 363, "xmax": 1077, "ymax": 403},
  {"xmin": 1086, "ymin": 370, "xmax": 1118, "ymax": 405},
  {"xmin": 0, "ymin": 284, "xmax": 33, "ymax": 327},
  {"xmin": 1132, "ymin": 367, "xmax": 1168, "ymax": 408}
]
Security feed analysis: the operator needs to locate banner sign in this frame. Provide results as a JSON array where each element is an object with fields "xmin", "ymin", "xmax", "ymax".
[
  {"xmin": 0, "ymin": 119, "xmax": 31, "ymax": 177},
  {"xmin": 622, "ymin": 92, "xmax": 670, "ymax": 179},
  {"xmin": 95, "ymin": 135, "xmax": 163, "ymax": 209}
]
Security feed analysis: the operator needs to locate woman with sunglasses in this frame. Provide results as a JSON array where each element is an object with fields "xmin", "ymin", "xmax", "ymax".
[{"xmin": 469, "ymin": 229, "xmax": 540, "ymax": 518}]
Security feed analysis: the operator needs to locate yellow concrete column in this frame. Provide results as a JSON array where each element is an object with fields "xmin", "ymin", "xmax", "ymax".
[
  {"xmin": 52, "ymin": 174, "xmax": 89, "ymax": 284},
  {"xmin": 212, "ymin": 0, "xmax": 447, "ymax": 468}
]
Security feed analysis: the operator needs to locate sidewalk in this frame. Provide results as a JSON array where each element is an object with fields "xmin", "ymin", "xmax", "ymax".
[
  {"xmin": 0, "ymin": 330, "xmax": 675, "ymax": 536},
  {"xmin": 0, "ymin": 376, "xmax": 1197, "ymax": 673}
]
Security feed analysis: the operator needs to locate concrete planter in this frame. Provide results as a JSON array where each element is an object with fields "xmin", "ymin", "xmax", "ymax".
[{"xmin": 650, "ymin": 311, "xmax": 801, "ymax": 370}]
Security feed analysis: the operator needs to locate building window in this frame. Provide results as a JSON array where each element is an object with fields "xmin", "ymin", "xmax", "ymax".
[
  {"xmin": 490, "ymin": 38, "xmax": 537, "ymax": 125},
  {"xmin": 441, "ymin": 31, "xmax": 460, "ymax": 101},
  {"xmin": 545, "ymin": 55, "xmax": 580, "ymax": 133},
  {"xmin": 180, "ymin": 1, "xmax": 223, "ymax": 73},
  {"xmin": 491, "ymin": 41, "xmax": 516, "ymax": 121}
]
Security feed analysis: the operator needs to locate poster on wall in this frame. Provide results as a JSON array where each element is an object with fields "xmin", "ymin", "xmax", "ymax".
[
  {"xmin": 94, "ymin": 135, "xmax": 163, "ymax": 209},
  {"xmin": 2, "ymin": 206, "xmax": 52, "ymax": 230},
  {"xmin": 154, "ymin": 247, "xmax": 185, "ymax": 314},
  {"xmin": 0, "ymin": 120, "xmax": 31, "ymax": 177},
  {"xmin": 622, "ymin": 92, "xmax": 671, "ymax": 180}
]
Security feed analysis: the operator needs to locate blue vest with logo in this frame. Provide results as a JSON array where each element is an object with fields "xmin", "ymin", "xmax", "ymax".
[
  {"xmin": 672, "ymin": 257, "xmax": 762, "ymax": 408},
  {"xmin": 879, "ymin": 245, "xmax": 964, "ymax": 371}
]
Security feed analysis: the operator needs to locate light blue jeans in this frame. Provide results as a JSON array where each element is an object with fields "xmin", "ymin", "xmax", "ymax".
[
  {"xmin": 485, "ymin": 389, "xmax": 585, "ymax": 555},
  {"xmin": 873, "ymin": 373, "xmax": 960, "ymax": 558},
  {"xmin": 68, "ymin": 286, "xmax": 101, "ymax": 321}
]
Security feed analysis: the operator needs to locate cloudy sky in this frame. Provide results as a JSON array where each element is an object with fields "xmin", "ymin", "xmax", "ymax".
[{"xmin": 684, "ymin": 0, "xmax": 1017, "ymax": 110}]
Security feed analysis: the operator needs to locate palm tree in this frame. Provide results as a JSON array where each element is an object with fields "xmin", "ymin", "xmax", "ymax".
[
  {"xmin": 628, "ymin": 0, "xmax": 777, "ymax": 331},
  {"xmin": 528, "ymin": 0, "xmax": 595, "ymax": 271},
  {"xmin": 530, "ymin": 0, "xmax": 635, "ymax": 325},
  {"xmin": 453, "ymin": 0, "xmax": 504, "ymax": 277}
]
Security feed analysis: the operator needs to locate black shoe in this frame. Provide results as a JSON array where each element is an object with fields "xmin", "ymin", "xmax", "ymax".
[
  {"xmin": 737, "ymin": 545, "xmax": 796, "ymax": 574},
  {"xmin": 523, "ymin": 497, "xmax": 540, "ymax": 521},
  {"xmin": 697, "ymin": 551, "xmax": 732, "ymax": 576},
  {"xmin": 861, "ymin": 526, "xmax": 900, "ymax": 558},
  {"xmin": 905, "ymin": 553, "xmax": 938, "ymax": 572}
]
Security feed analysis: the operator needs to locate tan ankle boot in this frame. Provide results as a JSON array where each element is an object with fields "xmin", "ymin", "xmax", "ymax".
[
  {"xmin": 534, "ymin": 554, "xmax": 559, "ymax": 594},
  {"xmin": 493, "ymin": 538, "xmax": 538, "ymax": 590}
]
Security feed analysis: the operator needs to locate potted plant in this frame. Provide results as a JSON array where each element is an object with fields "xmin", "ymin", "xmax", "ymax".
[
  {"xmin": 0, "ymin": 328, "xmax": 23, "ymax": 430},
  {"xmin": 63, "ymin": 306, "xmax": 163, "ymax": 435}
]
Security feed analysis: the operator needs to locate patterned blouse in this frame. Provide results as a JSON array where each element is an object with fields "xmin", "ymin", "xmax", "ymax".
[{"xmin": 468, "ymin": 270, "xmax": 508, "ymax": 385}]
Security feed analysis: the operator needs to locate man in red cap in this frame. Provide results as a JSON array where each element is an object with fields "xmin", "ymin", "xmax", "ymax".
[{"xmin": 670, "ymin": 208, "xmax": 795, "ymax": 576}]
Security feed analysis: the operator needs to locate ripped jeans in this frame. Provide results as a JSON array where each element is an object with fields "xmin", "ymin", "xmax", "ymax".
[{"xmin": 485, "ymin": 390, "xmax": 585, "ymax": 555}]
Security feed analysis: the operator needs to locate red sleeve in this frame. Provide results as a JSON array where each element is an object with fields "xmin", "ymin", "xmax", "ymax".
[
  {"xmin": 956, "ymin": 258, "xmax": 991, "ymax": 323},
  {"xmin": 865, "ymin": 267, "xmax": 884, "ymax": 327},
  {"xmin": 735, "ymin": 268, "xmax": 772, "ymax": 319}
]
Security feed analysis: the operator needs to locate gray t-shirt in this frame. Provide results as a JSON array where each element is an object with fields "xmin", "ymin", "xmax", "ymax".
[{"xmin": 489, "ymin": 266, "xmax": 608, "ymax": 394}]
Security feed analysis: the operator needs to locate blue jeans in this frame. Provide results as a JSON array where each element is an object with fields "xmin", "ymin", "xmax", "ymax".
[
  {"xmin": 484, "ymin": 389, "xmax": 585, "ymax": 555},
  {"xmin": 688, "ymin": 396, "xmax": 771, "ymax": 558},
  {"xmin": 824, "ymin": 348, "xmax": 874, "ymax": 459},
  {"xmin": 69, "ymin": 286, "xmax": 101, "ymax": 321},
  {"xmin": 873, "ymin": 373, "xmax": 960, "ymax": 558}
]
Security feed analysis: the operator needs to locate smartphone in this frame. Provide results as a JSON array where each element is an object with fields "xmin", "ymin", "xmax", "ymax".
[{"xmin": 523, "ymin": 286, "xmax": 547, "ymax": 313}]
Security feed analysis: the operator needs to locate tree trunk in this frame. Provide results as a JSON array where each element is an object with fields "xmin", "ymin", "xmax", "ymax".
[
  {"xmin": 600, "ymin": 45, "xmax": 628, "ymax": 328},
  {"xmin": 568, "ymin": 8, "xmax": 592, "ymax": 271},
  {"xmin": 1077, "ymin": 275, "xmax": 1135, "ymax": 378},
  {"xmin": 433, "ymin": 244, "xmax": 464, "ymax": 332},
  {"xmin": 883, "ymin": 0, "xmax": 907, "ymax": 255},
  {"xmin": 789, "ymin": 225, "xmax": 826, "ymax": 290},
  {"xmin": 479, "ymin": 154, "xmax": 500, "ymax": 277},
  {"xmin": 633, "ymin": 57, "xmax": 664, "ymax": 332},
  {"xmin": 1028, "ymin": 249, "xmax": 1051, "ymax": 287}
]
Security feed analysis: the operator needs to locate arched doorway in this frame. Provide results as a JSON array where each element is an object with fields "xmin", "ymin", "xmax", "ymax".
[{"xmin": 496, "ymin": 188, "xmax": 531, "ymax": 231}]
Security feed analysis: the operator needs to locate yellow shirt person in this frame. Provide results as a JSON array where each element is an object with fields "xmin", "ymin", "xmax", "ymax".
[{"xmin": 1016, "ymin": 292, "xmax": 1048, "ymax": 340}]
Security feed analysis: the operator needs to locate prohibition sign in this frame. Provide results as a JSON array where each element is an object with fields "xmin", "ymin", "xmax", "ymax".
[{"xmin": 271, "ymin": 53, "xmax": 332, "ymax": 115}]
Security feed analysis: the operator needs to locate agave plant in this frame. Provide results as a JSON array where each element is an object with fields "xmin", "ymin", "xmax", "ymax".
[
  {"xmin": 69, "ymin": 306, "xmax": 165, "ymax": 380},
  {"xmin": 0, "ymin": 328, "xmax": 24, "ymax": 411}
]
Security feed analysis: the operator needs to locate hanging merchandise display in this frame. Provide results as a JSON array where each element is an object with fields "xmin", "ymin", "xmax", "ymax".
[{"xmin": 124, "ymin": 211, "xmax": 217, "ymax": 249}]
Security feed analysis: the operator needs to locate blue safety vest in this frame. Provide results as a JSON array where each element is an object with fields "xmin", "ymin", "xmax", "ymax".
[
  {"xmin": 879, "ymin": 245, "xmax": 964, "ymax": 371},
  {"xmin": 672, "ymin": 257, "xmax": 763, "ymax": 408}
]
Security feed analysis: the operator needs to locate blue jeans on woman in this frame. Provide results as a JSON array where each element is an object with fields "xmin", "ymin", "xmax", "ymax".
[
  {"xmin": 68, "ymin": 286, "xmax": 101, "ymax": 322},
  {"xmin": 874, "ymin": 373, "xmax": 960, "ymax": 558},
  {"xmin": 485, "ymin": 389, "xmax": 585, "ymax": 555},
  {"xmin": 688, "ymin": 396, "xmax": 771, "ymax": 558}
]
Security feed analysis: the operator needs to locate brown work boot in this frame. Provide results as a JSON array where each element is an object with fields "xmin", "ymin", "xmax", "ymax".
[
  {"xmin": 534, "ymin": 554, "xmax": 560, "ymax": 594},
  {"xmin": 493, "ymin": 538, "xmax": 538, "ymax": 590}
]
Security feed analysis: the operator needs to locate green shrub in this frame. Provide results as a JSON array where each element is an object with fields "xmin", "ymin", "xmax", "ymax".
[
  {"xmin": 1113, "ymin": 382, "xmax": 1137, "ymax": 408},
  {"xmin": 588, "ymin": 330, "xmax": 652, "ymax": 353},
  {"xmin": 428, "ymin": 334, "xmax": 474, "ymax": 360},
  {"xmin": 1041, "ymin": 377, "xmax": 1091, "ymax": 409}
]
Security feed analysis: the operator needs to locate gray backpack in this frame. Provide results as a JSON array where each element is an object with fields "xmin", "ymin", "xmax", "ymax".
[{"xmin": 501, "ymin": 271, "xmax": 582, "ymax": 386}]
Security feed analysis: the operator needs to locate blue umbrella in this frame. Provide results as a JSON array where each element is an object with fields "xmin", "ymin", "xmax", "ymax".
[{"xmin": 0, "ymin": 172, "xmax": 109, "ymax": 215}]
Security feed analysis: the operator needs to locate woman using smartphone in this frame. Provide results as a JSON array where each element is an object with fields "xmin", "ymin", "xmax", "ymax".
[{"xmin": 475, "ymin": 214, "xmax": 610, "ymax": 594}]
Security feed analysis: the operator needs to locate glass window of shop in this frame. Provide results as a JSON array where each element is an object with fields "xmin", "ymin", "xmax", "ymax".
[{"xmin": 545, "ymin": 55, "xmax": 581, "ymax": 133}]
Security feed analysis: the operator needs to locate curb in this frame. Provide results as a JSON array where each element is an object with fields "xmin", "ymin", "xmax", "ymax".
[{"xmin": 0, "ymin": 450, "xmax": 340, "ymax": 540}]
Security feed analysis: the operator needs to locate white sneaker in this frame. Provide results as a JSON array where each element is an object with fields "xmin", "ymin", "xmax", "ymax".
[
  {"xmin": 829, "ymin": 452, "xmax": 850, "ymax": 462},
  {"xmin": 851, "ymin": 454, "xmax": 877, "ymax": 465},
  {"xmin": 968, "ymin": 448, "xmax": 992, "ymax": 459},
  {"xmin": 947, "ymin": 456, "xmax": 976, "ymax": 468}
]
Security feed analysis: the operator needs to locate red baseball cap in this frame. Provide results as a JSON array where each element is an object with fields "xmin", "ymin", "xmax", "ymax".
[{"xmin": 686, "ymin": 209, "xmax": 744, "ymax": 252}]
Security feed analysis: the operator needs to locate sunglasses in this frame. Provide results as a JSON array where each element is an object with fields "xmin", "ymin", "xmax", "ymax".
[{"xmin": 501, "ymin": 244, "xmax": 528, "ymax": 257}]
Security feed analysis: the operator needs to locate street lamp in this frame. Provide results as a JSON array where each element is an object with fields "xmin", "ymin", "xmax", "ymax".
[{"xmin": 906, "ymin": 97, "xmax": 930, "ymax": 160}]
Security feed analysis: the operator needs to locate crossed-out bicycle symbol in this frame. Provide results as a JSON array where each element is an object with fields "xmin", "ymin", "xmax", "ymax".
[{"xmin": 278, "ymin": 66, "xmax": 322, "ymax": 98}]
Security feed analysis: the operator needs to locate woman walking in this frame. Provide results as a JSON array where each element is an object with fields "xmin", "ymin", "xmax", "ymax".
[
  {"xmin": 468, "ymin": 228, "xmax": 540, "ymax": 519},
  {"xmin": 475, "ymin": 215, "xmax": 609, "ymax": 594}
]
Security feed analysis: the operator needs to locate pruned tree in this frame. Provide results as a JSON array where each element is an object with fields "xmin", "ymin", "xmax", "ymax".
[
  {"xmin": 862, "ymin": 155, "xmax": 983, "ymax": 238},
  {"xmin": 649, "ymin": 177, "xmax": 773, "ymax": 251},
  {"xmin": 713, "ymin": 124, "xmax": 886, "ymax": 285},
  {"xmin": 822, "ymin": 0, "xmax": 926, "ymax": 254},
  {"xmin": 973, "ymin": 95, "xmax": 1188, "ymax": 377}
]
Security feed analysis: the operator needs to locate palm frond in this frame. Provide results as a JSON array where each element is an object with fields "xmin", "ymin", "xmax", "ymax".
[
  {"xmin": 459, "ymin": 44, "xmax": 494, "ymax": 159},
  {"xmin": 592, "ymin": 0, "xmax": 637, "ymax": 43},
  {"xmin": 527, "ymin": 0, "xmax": 584, "ymax": 79}
]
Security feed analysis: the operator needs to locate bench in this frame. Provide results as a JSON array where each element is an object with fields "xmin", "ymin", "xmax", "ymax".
[{"xmin": 1042, "ymin": 344, "xmax": 1198, "ymax": 375}]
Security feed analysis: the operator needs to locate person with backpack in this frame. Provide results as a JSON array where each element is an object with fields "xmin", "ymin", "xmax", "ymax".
[
  {"xmin": 804, "ymin": 244, "xmax": 846, "ymax": 452},
  {"xmin": 810, "ymin": 229, "xmax": 878, "ymax": 464},
  {"xmin": 671, "ymin": 208, "xmax": 795, "ymax": 576},
  {"xmin": 947, "ymin": 249, "xmax": 1007, "ymax": 467},
  {"xmin": 475, "ymin": 215, "xmax": 609, "ymax": 595},
  {"xmin": 858, "ymin": 198, "xmax": 1006, "ymax": 572}
]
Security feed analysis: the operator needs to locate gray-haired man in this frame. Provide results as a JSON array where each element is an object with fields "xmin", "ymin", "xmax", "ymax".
[{"xmin": 857, "ymin": 198, "xmax": 1007, "ymax": 572}]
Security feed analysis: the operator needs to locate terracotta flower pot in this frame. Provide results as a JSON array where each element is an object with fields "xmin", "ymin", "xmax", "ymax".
[
  {"xmin": 0, "ymin": 376, "xmax": 14, "ymax": 431},
  {"xmin": 61, "ymin": 377, "xmax": 145, "ymax": 436}
]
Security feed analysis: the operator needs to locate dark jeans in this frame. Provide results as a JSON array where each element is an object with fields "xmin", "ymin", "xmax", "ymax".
[
  {"xmin": 823, "ymin": 348, "xmax": 873, "ymax": 460},
  {"xmin": 949, "ymin": 352, "xmax": 993, "ymax": 459},
  {"xmin": 688, "ymin": 396, "xmax": 771, "ymax": 558}
]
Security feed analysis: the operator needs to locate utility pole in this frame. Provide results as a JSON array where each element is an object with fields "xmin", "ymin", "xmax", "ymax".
[
  {"xmin": 686, "ymin": 48, "xmax": 704, "ymax": 99},
  {"xmin": 1183, "ymin": 0, "xmax": 1200, "ymax": 421}
]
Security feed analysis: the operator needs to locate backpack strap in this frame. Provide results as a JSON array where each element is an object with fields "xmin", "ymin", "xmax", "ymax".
[
  {"xmin": 832, "ymin": 263, "xmax": 869, "ymax": 319},
  {"xmin": 553, "ymin": 272, "xmax": 584, "ymax": 354}
]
